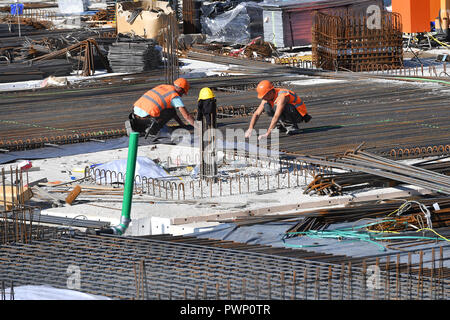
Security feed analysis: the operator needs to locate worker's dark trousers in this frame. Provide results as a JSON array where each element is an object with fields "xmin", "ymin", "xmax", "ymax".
[
  {"xmin": 197, "ymin": 98, "xmax": 217, "ymax": 128},
  {"xmin": 130, "ymin": 108, "xmax": 176, "ymax": 135},
  {"xmin": 264, "ymin": 103, "xmax": 304, "ymax": 124}
]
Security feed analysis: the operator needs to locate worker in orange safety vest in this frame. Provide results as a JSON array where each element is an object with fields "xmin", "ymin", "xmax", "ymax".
[
  {"xmin": 126, "ymin": 77, "xmax": 196, "ymax": 139},
  {"xmin": 245, "ymin": 80, "xmax": 312, "ymax": 140}
]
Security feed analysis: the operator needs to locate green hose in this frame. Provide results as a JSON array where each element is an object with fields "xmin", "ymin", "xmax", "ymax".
[
  {"xmin": 112, "ymin": 132, "xmax": 139, "ymax": 235},
  {"xmin": 282, "ymin": 220, "xmax": 448, "ymax": 252},
  {"xmin": 393, "ymin": 77, "xmax": 450, "ymax": 85}
]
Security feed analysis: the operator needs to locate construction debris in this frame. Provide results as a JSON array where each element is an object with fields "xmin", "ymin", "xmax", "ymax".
[
  {"xmin": 243, "ymin": 38, "xmax": 274, "ymax": 59},
  {"xmin": 29, "ymin": 38, "xmax": 112, "ymax": 76},
  {"xmin": 285, "ymin": 198, "xmax": 450, "ymax": 236},
  {"xmin": 297, "ymin": 147, "xmax": 450, "ymax": 196},
  {"xmin": 200, "ymin": 1, "xmax": 263, "ymax": 45},
  {"xmin": 116, "ymin": 1, "xmax": 175, "ymax": 40},
  {"xmin": 305, "ymin": 158, "xmax": 450, "ymax": 196},
  {"xmin": 0, "ymin": 27, "xmax": 117, "ymax": 80},
  {"xmin": 0, "ymin": 17, "xmax": 53, "ymax": 30},
  {"xmin": 65, "ymin": 185, "xmax": 82, "ymax": 205}
]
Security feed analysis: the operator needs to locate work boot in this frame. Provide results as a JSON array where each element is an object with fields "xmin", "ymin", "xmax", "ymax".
[
  {"xmin": 144, "ymin": 118, "xmax": 160, "ymax": 140},
  {"xmin": 144, "ymin": 127, "xmax": 157, "ymax": 140},
  {"xmin": 276, "ymin": 122, "xmax": 287, "ymax": 133},
  {"xmin": 125, "ymin": 120, "xmax": 135, "ymax": 136},
  {"xmin": 303, "ymin": 114, "xmax": 312, "ymax": 123},
  {"xmin": 286, "ymin": 123, "xmax": 301, "ymax": 135}
]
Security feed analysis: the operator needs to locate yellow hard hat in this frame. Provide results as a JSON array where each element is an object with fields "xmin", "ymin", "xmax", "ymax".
[{"xmin": 198, "ymin": 87, "xmax": 215, "ymax": 101}]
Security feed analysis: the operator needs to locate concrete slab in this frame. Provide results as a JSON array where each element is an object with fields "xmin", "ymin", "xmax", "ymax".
[{"xmin": 1, "ymin": 141, "xmax": 441, "ymax": 237}]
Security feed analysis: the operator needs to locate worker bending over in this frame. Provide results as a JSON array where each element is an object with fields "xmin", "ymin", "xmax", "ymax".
[
  {"xmin": 245, "ymin": 80, "xmax": 311, "ymax": 140},
  {"xmin": 126, "ymin": 77, "xmax": 196, "ymax": 139},
  {"xmin": 197, "ymin": 87, "xmax": 217, "ymax": 128}
]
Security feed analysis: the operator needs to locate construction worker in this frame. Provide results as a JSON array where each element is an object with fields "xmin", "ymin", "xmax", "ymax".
[
  {"xmin": 245, "ymin": 80, "xmax": 312, "ymax": 140},
  {"xmin": 126, "ymin": 77, "xmax": 196, "ymax": 139},
  {"xmin": 197, "ymin": 87, "xmax": 217, "ymax": 128}
]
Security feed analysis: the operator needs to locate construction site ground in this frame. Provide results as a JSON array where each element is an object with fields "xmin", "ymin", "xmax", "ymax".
[
  {"xmin": 1, "ymin": 67, "xmax": 448, "ymax": 241},
  {"xmin": 8, "ymin": 141, "xmax": 435, "ymax": 237},
  {"xmin": 1, "ymin": 44, "xmax": 449, "ymax": 300}
]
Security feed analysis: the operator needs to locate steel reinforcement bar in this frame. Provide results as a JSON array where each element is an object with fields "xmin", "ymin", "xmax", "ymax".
[{"xmin": 0, "ymin": 232, "xmax": 448, "ymax": 300}]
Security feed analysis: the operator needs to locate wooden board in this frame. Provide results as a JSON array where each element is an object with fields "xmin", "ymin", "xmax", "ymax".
[{"xmin": 0, "ymin": 185, "xmax": 33, "ymax": 210}]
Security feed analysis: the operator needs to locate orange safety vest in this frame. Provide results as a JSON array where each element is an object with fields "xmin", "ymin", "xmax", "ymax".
[
  {"xmin": 134, "ymin": 84, "xmax": 180, "ymax": 118},
  {"xmin": 268, "ymin": 88, "xmax": 307, "ymax": 116}
]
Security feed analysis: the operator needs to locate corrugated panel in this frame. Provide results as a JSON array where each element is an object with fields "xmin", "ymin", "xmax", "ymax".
[
  {"xmin": 263, "ymin": 10, "xmax": 285, "ymax": 48},
  {"xmin": 283, "ymin": 10, "xmax": 315, "ymax": 47},
  {"xmin": 282, "ymin": 8, "xmax": 350, "ymax": 48},
  {"xmin": 261, "ymin": 0, "xmax": 382, "ymax": 10}
]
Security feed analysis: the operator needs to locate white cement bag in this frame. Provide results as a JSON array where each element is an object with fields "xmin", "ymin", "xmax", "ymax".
[
  {"xmin": 41, "ymin": 76, "xmax": 68, "ymax": 88},
  {"xmin": 58, "ymin": 0, "xmax": 88, "ymax": 14},
  {"xmin": 3, "ymin": 285, "xmax": 109, "ymax": 300},
  {"xmin": 92, "ymin": 157, "xmax": 170, "ymax": 184}
]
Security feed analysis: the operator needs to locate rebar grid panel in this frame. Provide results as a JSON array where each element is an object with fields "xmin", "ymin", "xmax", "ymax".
[
  {"xmin": 0, "ymin": 165, "xmax": 81, "ymax": 244},
  {"xmin": 0, "ymin": 232, "xmax": 448, "ymax": 300},
  {"xmin": 386, "ymin": 145, "xmax": 450, "ymax": 160},
  {"xmin": 84, "ymin": 151, "xmax": 321, "ymax": 200},
  {"xmin": 1, "ymin": 166, "xmax": 35, "ymax": 245},
  {"xmin": 1, "ymin": 74, "xmax": 448, "ymax": 155},
  {"xmin": 4, "ymin": 8, "xmax": 57, "ymax": 23},
  {"xmin": 312, "ymin": 11, "xmax": 403, "ymax": 72},
  {"xmin": 161, "ymin": 13, "xmax": 179, "ymax": 84},
  {"xmin": 0, "ymin": 130, "xmax": 126, "ymax": 152},
  {"xmin": 362, "ymin": 63, "xmax": 450, "ymax": 79},
  {"xmin": 182, "ymin": 0, "xmax": 195, "ymax": 34}
]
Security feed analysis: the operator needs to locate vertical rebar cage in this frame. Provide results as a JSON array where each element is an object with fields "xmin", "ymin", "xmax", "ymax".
[
  {"xmin": 162, "ymin": 13, "xmax": 179, "ymax": 84},
  {"xmin": 312, "ymin": 10, "xmax": 404, "ymax": 72}
]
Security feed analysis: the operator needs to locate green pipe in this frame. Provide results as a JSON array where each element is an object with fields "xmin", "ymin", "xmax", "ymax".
[
  {"xmin": 112, "ymin": 132, "xmax": 139, "ymax": 235},
  {"xmin": 392, "ymin": 77, "xmax": 450, "ymax": 86}
]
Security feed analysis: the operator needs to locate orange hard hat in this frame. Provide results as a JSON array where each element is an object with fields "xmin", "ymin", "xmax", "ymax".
[
  {"xmin": 174, "ymin": 77, "xmax": 190, "ymax": 94},
  {"xmin": 256, "ymin": 80, "xmax": 274, "ymax": 99}
]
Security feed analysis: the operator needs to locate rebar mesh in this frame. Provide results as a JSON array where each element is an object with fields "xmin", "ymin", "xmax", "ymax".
[
  {"xmin": 0, "ymin": 232, "xmax": 448, "ymax": 300},
  {"xmin": 312, "ymin": 10, "xmax": 403, "ymax": 71}
]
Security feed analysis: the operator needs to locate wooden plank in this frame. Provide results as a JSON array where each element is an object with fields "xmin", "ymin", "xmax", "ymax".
[{"xmin": 0, "ymin": 185, "xmax": 33, "ymax": 210}]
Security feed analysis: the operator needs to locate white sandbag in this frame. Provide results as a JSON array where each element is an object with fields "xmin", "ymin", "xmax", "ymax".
[
  {"xmin": 40, "ymin": 76, "xmax": 68, "ymax": 88},
  {"xmin": 4, "ymin": 285, "xmax": 109, "ymax": 300},
  {"xmin": 91, "ymin": 157, "xmax": 169, "ymax": 184},
  {"xmin": 58, "ymin": 0, "xmax": 88, "ymax": 14}
]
